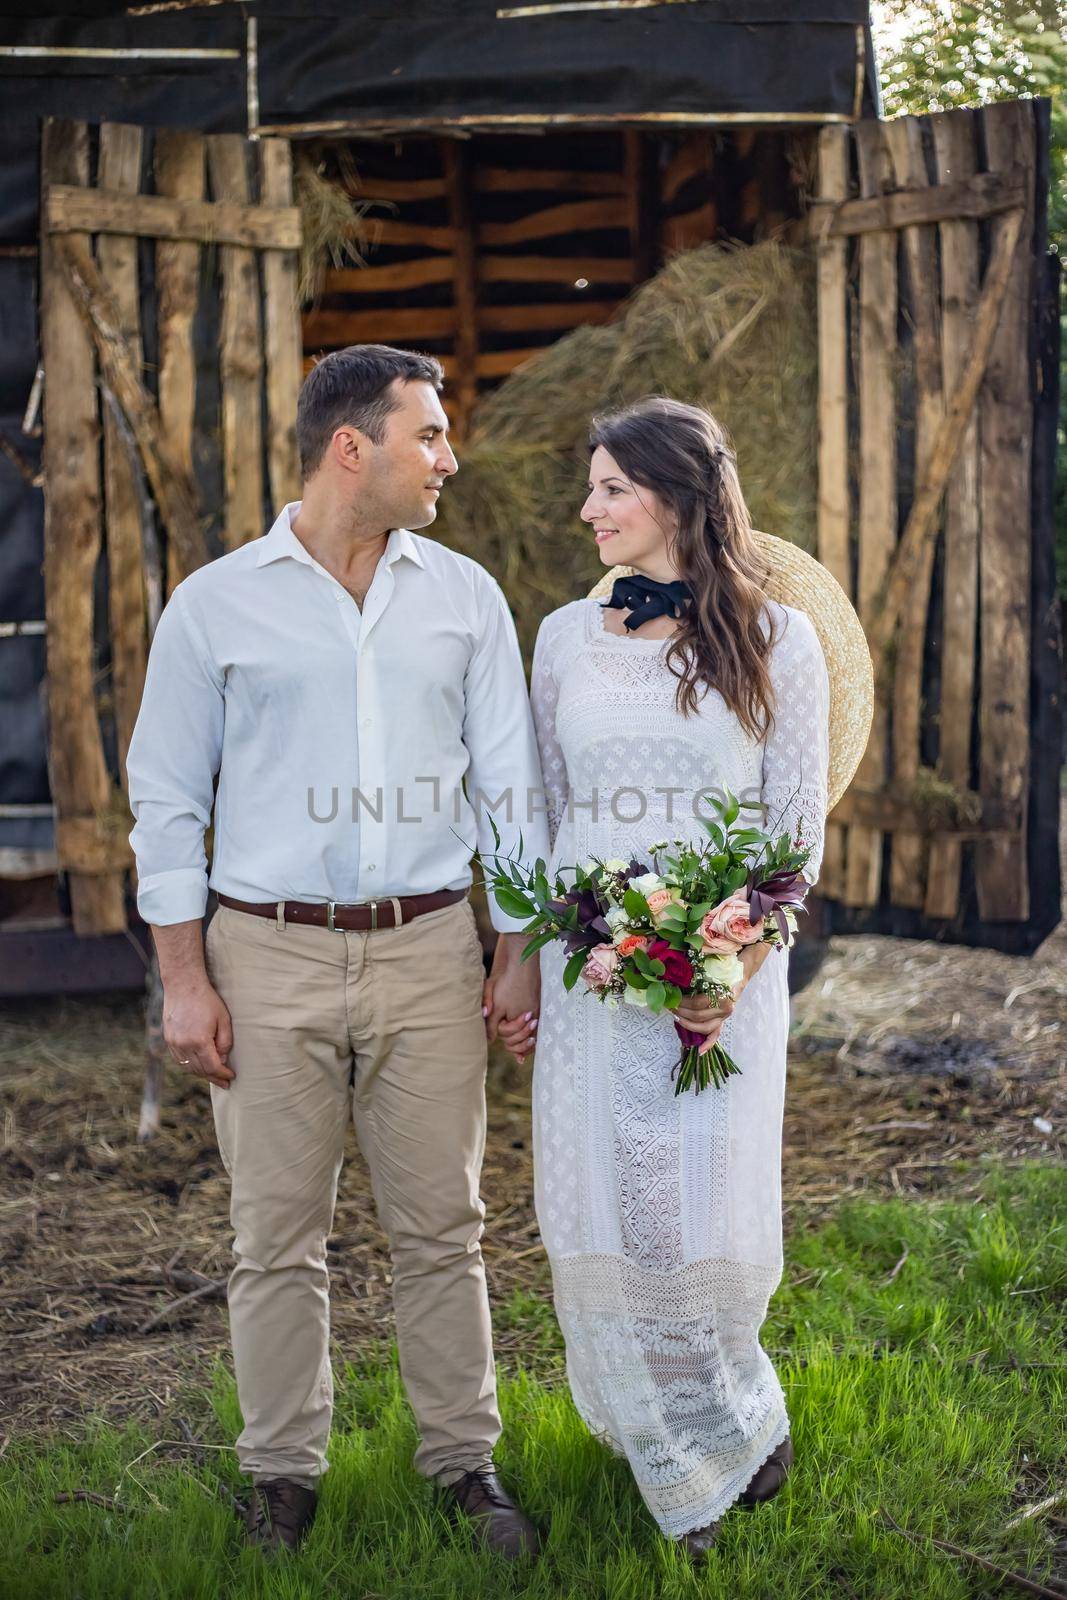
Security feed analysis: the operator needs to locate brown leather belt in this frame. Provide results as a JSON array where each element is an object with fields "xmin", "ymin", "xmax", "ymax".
[{"xmin": 216, "ymin": 887, "xmax": 467, "ymax": 932}]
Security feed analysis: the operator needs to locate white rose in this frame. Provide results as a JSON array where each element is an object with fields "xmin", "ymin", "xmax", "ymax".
[
  {"xmin": 628, "ymin": 872, "xmax": 666, "ymax": 898},
  {"xmin": 603, "ymin": 857, "xmax": 629, "ymax": 874},
  {"xmin": 605, "ymin": 906, "xmax": 629, "ymax": 930},
  {"xmin": 702, "ymin": 952, "xmax": 744, "ymax": 990},
  {"xmin": 622, "ymin": 984, "xmax": 650, "ymax": 1009}
]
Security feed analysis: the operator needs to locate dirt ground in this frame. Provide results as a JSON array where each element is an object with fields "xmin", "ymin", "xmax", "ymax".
[{"xmin": 2, "ymin": 809, "xmax": 1064, "ymax": 1441}]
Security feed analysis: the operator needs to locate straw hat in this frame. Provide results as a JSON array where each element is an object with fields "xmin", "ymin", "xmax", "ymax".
[{"xmin": 587, "ymin": 530, "xmax": 873, "ymax": 811}]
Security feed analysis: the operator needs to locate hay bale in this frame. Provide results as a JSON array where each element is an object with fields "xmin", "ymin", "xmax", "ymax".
[{"xmin": 435, "ymin": 239, "xmax": 818, "ymax": 658}]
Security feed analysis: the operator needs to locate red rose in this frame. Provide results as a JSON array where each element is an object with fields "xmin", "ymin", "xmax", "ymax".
[{"xmin": 647, "ymin": 938, "xmax": 693, "ymax": 989}]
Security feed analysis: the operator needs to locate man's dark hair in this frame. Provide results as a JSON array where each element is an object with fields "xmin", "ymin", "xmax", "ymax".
[{"xmin": 297, "ymin": 344, "xmax": 445, "ymax": 478}]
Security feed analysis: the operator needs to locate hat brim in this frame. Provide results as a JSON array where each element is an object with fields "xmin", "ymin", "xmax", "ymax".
[{"xmin": 586, "ymin": 531, "xmax": 873, "ymax": 813}]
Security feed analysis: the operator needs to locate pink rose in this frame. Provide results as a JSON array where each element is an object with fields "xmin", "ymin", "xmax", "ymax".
[
  {"xmin": 645, "ymin": 888, "xmax": 681, "ymax": 925},
  {"xmin": 701, "ymin": 893, "xmax": 764, "ymax": 951},
  {"xmin": 581, "ymin": 943, "xmax": 619, "ymax": 992}
]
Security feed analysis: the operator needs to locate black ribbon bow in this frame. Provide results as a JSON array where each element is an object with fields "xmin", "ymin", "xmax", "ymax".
[{"xmin": 601, "ymin": 572, "xmax": 692, "ymax": 631}]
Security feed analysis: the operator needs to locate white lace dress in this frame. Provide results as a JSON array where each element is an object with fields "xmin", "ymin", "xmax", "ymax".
[{"xmin": 529, "ymin": 595, "xmax": 830, "ymax": 1539}]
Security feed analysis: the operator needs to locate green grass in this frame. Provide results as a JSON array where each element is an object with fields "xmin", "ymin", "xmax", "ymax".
[{"xmin": 2, "ymin": 1162, "xmax": 1064, "ymax": 1599}]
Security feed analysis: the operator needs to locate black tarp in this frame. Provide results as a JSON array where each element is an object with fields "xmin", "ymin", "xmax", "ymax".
[{"xmin": 1, "ymin": 4, "xmax": 878, "ymax": 132}]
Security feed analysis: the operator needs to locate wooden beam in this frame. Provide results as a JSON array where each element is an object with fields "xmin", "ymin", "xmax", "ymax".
[
  {"xmin": 55, "ymin": 235, "xmax": 206, "ymax": 578},
  {"xmin": 660, "ymin": 201, "xmax": 717, "ymax": 255},
  {"xmin": 814, "ymin": 125, "xmax": 850, "ymax": 902},
  {"xmin": 40, "ymin": 120, "xmax": 127, "ymax": 936},
  {"xmin": 475, "ymin": 165, "xmax": 628, "ymax": 196},
  {"xmin": 844, "ymin": 120, "xmax": 897, "ymax": 908},
  {"xmin": 806, "ymin": 166, "xmax": 1028, "ymax": 239},
  {"xmin": 45, "ymin": 182, "xmax": 301, "ymax": 250},
  {"xmin": 925, "ymin": 109, "xmax": 981, "ymax": 921},
  {"xmin": 480, "ymin": 254, "xmax": 635, "ymax": 286},
  {"xmin": 624, "ymin": 130, "xmax": 658, "ymax": 285},
  {"xmin": 208, "ymin": 136, "xmax": 265, "ymax": 551},
  {"xmin": 97, "ymin": 123, "xmax": 147, "ymax": 783},
  {"xmin": 304, "ymin": 306, "xmax": 458, "ymax": 347},
  {"xmin": 302, "ymin": 300, "xmax": 617, "ymax": 348},
  {"xmin": 479, "ymin": 301, "xmax": 617, "ymax": 333},
  {"xmin": 829, "ymin": 787, "xmax": 1016, "ymax": 837},
  {"xmin": 260, "ymin": 139, "xmax": 303, "ymax": 512},
  {"xmin": 323, "ymin": 257, "xmax": 457, "ymax": 294},
  {"xmin": 342, "ymin": 175, "xmax": 448, "ymax": 202},
  {"xmin": 661, "ymin": 134, "xmax": 712, "ymax": 206},
  {"xmin": 154, "ymin": 129, "xmax": 206, "ymax": 597},
  {"xmin": 974, "ymin": 102, "xmax": 1035, "ymax": 922},
  {"xmin": 443, "ymin": 140, "xmax": 479, "ymax": 443},
  {"xmin": 363, "ymin": 218, "xmax": 455, "ymax": 251},
  {"xmin": 479, "ymin": 199, "xmax": 627, "ymax": 248},
  {"xmin": 885, "ymin": 115, "xmax": 944, "ymax": 910}
]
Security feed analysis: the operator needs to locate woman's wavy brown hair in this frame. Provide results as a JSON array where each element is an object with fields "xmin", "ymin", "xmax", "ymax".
[{"xmin": 589, "ymin": 396, "xmax": 778, "ymax": 739}]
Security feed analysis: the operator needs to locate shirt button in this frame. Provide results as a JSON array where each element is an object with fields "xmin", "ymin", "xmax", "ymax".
[
  {"xmin": 366, "ymin": 864, "xmax": 376, "ymax": 872},
  {"xmin": 362, "ymin": 717, "xmax": 372, "ymax": 727}
]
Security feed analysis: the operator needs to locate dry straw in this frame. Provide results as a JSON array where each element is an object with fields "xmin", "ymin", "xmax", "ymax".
[{"xmin": 435, "ymin": 239, "xmax": 821, "ymax": 661}]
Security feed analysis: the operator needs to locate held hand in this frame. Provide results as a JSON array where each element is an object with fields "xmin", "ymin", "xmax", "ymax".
[
  {"xmin": 163, "ymin": 981, "xmax": 235, "ymax": 1090},
  {"xmin": 484, "ymin": 935, "xmax": 541, "ymax": 1064},
  {"xmin": 675, "ymin": 991, "xmax": 734, "ymax": 1054}
]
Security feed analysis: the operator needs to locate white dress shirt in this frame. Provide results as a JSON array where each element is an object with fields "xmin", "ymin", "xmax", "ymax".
[{"xmin": 125, "ymin": 503, "xmax": 548, "ymax": 932}]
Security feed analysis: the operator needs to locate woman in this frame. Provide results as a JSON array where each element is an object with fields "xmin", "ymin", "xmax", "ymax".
[{"xmin": 499, "ymin": 397, "xmax": 830, "ymax": 1556}]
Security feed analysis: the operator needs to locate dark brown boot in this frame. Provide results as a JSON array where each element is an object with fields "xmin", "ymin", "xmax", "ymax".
[
  {"xmin": 243, "ymin": 1477, "xmax": 318, "ymax": 1553},
  {"xmin": 439, "ymin": 1468, "xmax": 540, "ymax": 1561},
  {"xmin": 738, "ymin": 1436, "xmax": 794, "ymax": 1507},
  {"xmin": 677, "ymin": 1519, "xmax": 722, "ymax": 1562}
]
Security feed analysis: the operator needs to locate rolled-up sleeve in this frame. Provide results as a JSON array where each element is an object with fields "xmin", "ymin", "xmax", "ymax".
[
  {"xmin": 463, "ymin": 577, "xmax": 550, "ymax": 933},
  {"xmin": 125, "ymin": 586, "xmax": 224, "ymax": 925}
]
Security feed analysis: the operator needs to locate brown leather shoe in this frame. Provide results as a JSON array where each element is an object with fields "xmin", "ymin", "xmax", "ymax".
[
  {"xmin": 738, "ymin": 1436, "xmax": 794, "ymax": 1507},
  {"xmin": 243, "ymin": 1477, "xmax": 318, "ymax": 1553},
  {"xmin": 677, "ymin": 1519, "xmax": 721, "ymax": 1562},
  {"xmin": 439, "ymin": 1468, "xmax": 540, "ymax": 1561}
]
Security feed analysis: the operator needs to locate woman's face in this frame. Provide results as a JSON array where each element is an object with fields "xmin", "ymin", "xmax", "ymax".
[{"xmin": 581, "ymin": 445, "xmax": 678, "ymax": 579}]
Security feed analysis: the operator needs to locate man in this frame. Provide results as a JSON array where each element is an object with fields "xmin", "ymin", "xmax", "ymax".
[{"xmin": 125, "ymin": 345, "xmax": 546, "ymax": 1558}]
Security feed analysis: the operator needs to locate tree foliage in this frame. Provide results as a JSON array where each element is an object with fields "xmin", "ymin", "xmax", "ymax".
[{"xmin": 873, "ymin": 1, "xmax": 1067, "ymax": 596}]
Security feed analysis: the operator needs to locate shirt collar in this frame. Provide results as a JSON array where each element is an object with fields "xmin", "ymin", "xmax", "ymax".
[{"xmin": 255, "ymin": 503, "xmax": 425, "ymax": 571}]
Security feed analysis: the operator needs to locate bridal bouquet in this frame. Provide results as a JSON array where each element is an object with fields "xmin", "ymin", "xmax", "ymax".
[{"xmin": 477, "ymin": 788, "xmax": 812, "ymax": 1094}]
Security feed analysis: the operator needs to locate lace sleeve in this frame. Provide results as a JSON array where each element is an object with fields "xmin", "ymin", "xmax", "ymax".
[
  {"xmin": 760, "ymin": 606, "xmax": 830, "ymax": 887},
  {"xmin": 530, "ymin": 612, "xmax": 570, "ymax": 854}
]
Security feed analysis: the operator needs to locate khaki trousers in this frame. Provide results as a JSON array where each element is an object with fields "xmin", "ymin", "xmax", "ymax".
[{"xmin": 204, "ymin": 895, "xmax": 500, "ymax": 1486}]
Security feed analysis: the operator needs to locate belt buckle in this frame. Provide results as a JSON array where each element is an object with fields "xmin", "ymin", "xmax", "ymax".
[
  {"xmin": 367, "ymin": 899, "xmax": 379, "ymax": 931},
  {"xmin": 326, "ymin": 899, "xmax": 337, "ymax": 932}
]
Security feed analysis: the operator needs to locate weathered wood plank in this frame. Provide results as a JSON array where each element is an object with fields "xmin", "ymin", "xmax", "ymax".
[
  {"xmin": 844, "ymin": 120, "xmax": 897, "ymax": 907},
  {"xmin": 208, "ymin": 135, "xmax": 265, "ymax": 551},
  {"xmin": 865, "ymin": 203, "xmax": 1024, "ymax": 663},
  {"xmin": 324, "ymin": 257, "xmax": 457, "ymax": 294},
  {"xmin": 807, "ymin": 165, "xmax": 1027, "ymax": 238},
  {"xmin": 975, "ymin": 101, "xmax": 1035, "ymax": 921},
  {"xmin": 56, "ymin": 235, "xmax": 207, "ymax": 579},
  {"xmin": 661, "ymin": 134, "xmax": 713, "ymax": 206},
  {"xmin": 259, "ymin": 139, "xmax": 302, "ymax": 511},
  {"xmin": 479, "ymin": 199, "xmax": 626, "ymax": 248},
  {"xmin": 476, "ymin": 165, "xmax": 628, "ymax": 196},
  {"xmin": 443, "ymin": 139, "xmax": 479, "ymax": 442},
  {"xmin": 40, "ymin": 119, "xmax": 127, "ymax": 935},
  {"xmin": 885, "ymin": 115, "xmax": 943, "ymax": 909},
  {"xmin": 97, "ymin": 123, "xmax": 146, "ymax": 782},
  {"xmin": 45, "ymin": 182, "xmax": 301, "ymax": 250},
  {"xmin": 624, "ymin": 130, "xmax": 657, "ymax": 285},
  {"xmin": 660, "ymin": 202, "xmax": 717, "ymax": 255},
  {"xmin": 926, "ymin": 109, "xmax": 981, "ymax": 920},
  {"xmin": 303, "ymin": 300, "xmax": 617, "ymax": 348},
  {"xmin": 155, "ymin": 129, "xmax": 206, "ymax": 595},
  {"xmin": 814, "ymin": 124, "xmax": 850, "ymax": 902},
  {"xmin": 481, "ymin": 254, "xmax": 635, "ymax": 286}
]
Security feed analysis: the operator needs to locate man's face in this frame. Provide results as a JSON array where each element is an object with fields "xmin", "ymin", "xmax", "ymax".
[{"xmin": 361, "ymin": 379, "xmax": 458, "ymax": 530}]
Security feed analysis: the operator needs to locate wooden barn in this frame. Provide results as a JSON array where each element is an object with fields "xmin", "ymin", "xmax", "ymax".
[{"xmin": 0, "ymin": 1, "xmax": 1060, "ymax": 998}]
